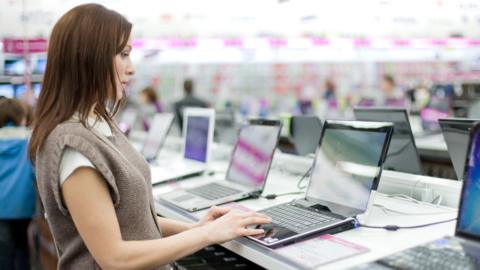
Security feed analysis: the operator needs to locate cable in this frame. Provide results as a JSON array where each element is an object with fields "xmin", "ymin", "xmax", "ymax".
[
  {"xmin": 261, "ymin": 191, "xmax": 304, "ymax": 200},
  {"xmin": 297, "ymin": 166, "xmax": 313, "ymax": 189},
  {"xmin": 373, "ymin": 203, "xmax": 457, "ymax": 216},
  {"xmin": 355, "ymin": 217, "xmax": 457, "ymax": 231},
  {"xmin": 386, "ymin": 141, "xmax": 411, "ymax": 158}
]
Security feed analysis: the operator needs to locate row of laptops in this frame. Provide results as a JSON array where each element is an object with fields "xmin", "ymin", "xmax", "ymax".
[
  {"xmin": 118, "ymin": 107, "xmax": 216, "ymax": 185},
  {"xmin": 352, "ymin": 122, "xmax": 480, "ymax": 270},
  {"xmin": 159, "ymin": 118, "xmax": 395, "ymax": 248},
  {"xmin": 131, "ymin": 105, "xmax": 476, "ymax": 253},
  {"xmin": 354, "ymin": 107, "xmax": 477, "ymax": 181},
  {"xmin": 125, "ymin": 105, "xmax": 471, "ymax": 185}
]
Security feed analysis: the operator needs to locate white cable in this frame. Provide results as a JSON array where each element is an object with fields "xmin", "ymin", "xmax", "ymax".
[{"xmin": 373, "ymin": 203, "xmax": 457, "ymax": 216}]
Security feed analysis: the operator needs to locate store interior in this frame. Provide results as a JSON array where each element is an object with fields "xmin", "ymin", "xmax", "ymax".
[{"xmin": 1, "ymin": 0, "xmax": 480, "ymax": 269}]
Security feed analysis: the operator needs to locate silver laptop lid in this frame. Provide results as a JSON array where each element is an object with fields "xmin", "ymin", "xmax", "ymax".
[
  {"xmin": 141, "ymin": 113, "xmax": 175, "ymax": 161},
  {"xmin": 225, "ymin": 119, "xmax": 281, "ymax": 191},
  {"xmin": 354, "ymin": 107, "xmax": 423, "ymax": 175},
  {"xmin": 439, "ymin": 118, "xmax": 478, "ymax": 180},
  {"xmin": 306, "ymin": 120, "xmax": 393, "ymax": 217}
]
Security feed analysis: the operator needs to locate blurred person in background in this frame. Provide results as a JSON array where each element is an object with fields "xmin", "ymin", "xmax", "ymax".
[
  {"xmin": 174, "ymin": 79, "xmax": 209, "ymax": 130},
  {"xmin": 0, "ymin": 98, "xmax": 36, "ymax": 270},
  {"xmin": 138, "ymin": 86, "xmax": 163, "ymax": 131},
  {"xmin": 380, "ymin": 74, "xmax": 406, "ymax": 107},
  {"xmin": 323, "ymin": 79, "xmax": 337, "ymax": 101}
]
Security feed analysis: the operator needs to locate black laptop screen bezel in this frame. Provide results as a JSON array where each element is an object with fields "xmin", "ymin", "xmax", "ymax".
[
  {"xmin": 305, "ymin": 120, "xmax": 394, "ymax": 216},
  {"xmin": 455, "ymin": 121, "xmax": 480, "ymax": 242},
  {"xmin": 224, "ymin": 119, "xmax": 282, "ymax": 192}
]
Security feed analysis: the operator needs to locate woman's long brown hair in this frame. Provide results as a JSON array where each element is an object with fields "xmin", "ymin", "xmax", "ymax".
[{"xmin": 29, "ymin": 4, "xmax": 132, "ymax": 161}]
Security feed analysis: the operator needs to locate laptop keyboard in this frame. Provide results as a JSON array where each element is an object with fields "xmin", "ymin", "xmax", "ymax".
[
  {"xmin": 376, "ymin": 245, "xmax": 477, "ymax": 270},
  {"xmin": 187, "ymin": 183, "xmax": 242, "ymax": 201},
  {"xmin": 260, "ymin": 203, "xmax": 339, "ymax": 233}
]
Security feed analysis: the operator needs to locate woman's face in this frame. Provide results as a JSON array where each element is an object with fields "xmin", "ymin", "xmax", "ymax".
[{"xmin": 114, "ymin": 37, "xmax": 135, "ymax": 101}]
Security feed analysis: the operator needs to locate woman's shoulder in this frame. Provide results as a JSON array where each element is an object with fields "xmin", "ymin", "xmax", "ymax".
[{"xmin": 43, "ymin": 121, "xmax": 97, "ymax": 148}]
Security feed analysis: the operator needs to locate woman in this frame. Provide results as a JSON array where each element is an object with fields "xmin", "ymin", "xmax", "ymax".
[
  {"xmin": 138, "ymin": 86, "xmax": 163, "ymax": 131},
  {"xmin": 0, "ymin": 99, "xmax": 36, "ymax": 270},
  {"xmin": 29, "ymin": 4, "xmax": 269, "ymax": 269}
]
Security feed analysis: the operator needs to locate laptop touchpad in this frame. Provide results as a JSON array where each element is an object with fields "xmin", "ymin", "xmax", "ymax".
[{"xmin": 251, "ymin": 224, "xmax": 297, "ymax": 246}]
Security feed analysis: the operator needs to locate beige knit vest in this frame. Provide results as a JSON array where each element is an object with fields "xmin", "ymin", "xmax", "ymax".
[{"xmin": 35, "ymin": 120, "xmax": 169, "ymax": 269}]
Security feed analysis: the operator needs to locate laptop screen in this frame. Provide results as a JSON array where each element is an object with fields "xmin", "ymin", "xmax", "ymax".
[
  {"xmin": 354, "ymin": 108, "xmax": 423, "ymax": 175},
  {"xmin": 421, "ymin": 86, "xmax": 452, "ymax": 131},
  {"xmin": 184, "ymin": 116, "xmax": 210, "ymax": 162},
  {"xmin": 4, "ymin": 58, "xmax": 26, "ymax": 76},
  {"xmin": 439, "ymin": 119, "xmax": 477, "ymax": 180},
  {"xmin": 457, "ymin": 127, "xmax": 480, "ymax": 239},
  {"xmin": 307, "ymin": 121, "xmax": 392, "ymax": 217},
  {"xmin": 226, "ymin": 121, "xmax": 281, "ymax": 188},
  {"xmin": 118, "ymin": 108, "xmax": 138, "ymax": 134},
  {"xmin": 0, "ymin": 83, "xmax": 15, "ymax": 98},
  {"xmin": 142, "ymin": 113, "xmax": 174, "ymax": 160}
]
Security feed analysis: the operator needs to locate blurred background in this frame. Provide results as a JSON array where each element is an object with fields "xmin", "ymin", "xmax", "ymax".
[{"xmin": 2, "ymin": 1, "xmax": 480, "ymax": 269}]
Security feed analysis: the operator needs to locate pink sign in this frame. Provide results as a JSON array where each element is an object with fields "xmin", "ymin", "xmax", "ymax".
[{"xmin": 3, "ymin": 38, "xmax": 48, "ymax": 54}]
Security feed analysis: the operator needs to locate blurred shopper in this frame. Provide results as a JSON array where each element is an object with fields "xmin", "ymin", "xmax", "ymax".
[
  {"xmin": 28, "ymin": 4, "xmax": 270, "ymax": 269},
  {"xmin": 0, "ymin": 98, "xmax": 36, "ymax": 270},
  {"xmin": 138, "ymin": 86, "xmax": 163, "ymax": 130},
  {"xmin": 323, "ymin": 79, "xmax": 337, "ymax": 101},
  {"xmin": 174, "ymin": 79, "xmax": 209, "ymax": 129},
  {"xmin": 380, "ymin": 74, "xmax": 405, "ymax": 106}
]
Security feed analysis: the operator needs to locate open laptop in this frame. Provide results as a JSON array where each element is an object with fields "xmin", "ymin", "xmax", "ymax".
[
  {"xmin": 417, "ymin": 87, "xmax": 452, "ymax": 137},
  {"xmin": 117, "ymin": 107, "xmax": 138, "ymax": 136},
  {"xmin": 161, "ymin": 119, "xmax": 282, "ymax": 212},
  {"xmin": 439, "ymin": 118, "xmax": 479, "ymax": 180},
  {"xmin": 249, "ymin": 120, "xmax": 393, "ymax": 247},
  {"xmin": 150, "ymin": 108, "xmax": 215, "ymax": 185},
  {"xmin": 290, "ymin": 115, "xmax": 323, "ymax": 156},
  {"xmin": 141, "ymin": 113, "xmax": 175, "ymax": 162},
  {"xmin": 354, "ymin": 108, "xmax": 423, "ymax": 175},
  {"xmin": 353, "ymin": 122, "xmax": 480, "ymax": 270}
]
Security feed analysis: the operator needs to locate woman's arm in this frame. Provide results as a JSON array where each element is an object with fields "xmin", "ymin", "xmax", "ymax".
[
  {"xmin": 62, "ymin": 167, "xmax": 269, "ymax": 270},
  {"xmin": 157, "ymin": 206, "xmax": 232, "ymax": 236},
  {"xmin": 155, "ymin": 216, "xmax": 194, "ymax": 236}
]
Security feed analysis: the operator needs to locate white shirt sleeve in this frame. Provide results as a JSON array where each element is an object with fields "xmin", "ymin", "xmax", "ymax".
[{"xmin": 59, "ymin": 146, "xmax": 96, "ymax": 185}]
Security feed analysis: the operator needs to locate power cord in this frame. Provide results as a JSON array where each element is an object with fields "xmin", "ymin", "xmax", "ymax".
[
  {"xmin": 355, "ymin": 217, "xmax": 457, "ymax": 231},
  {"xmin": 261, "ymin": 191, "xmax": 304, "ymax": 200},
  {"xmin": 377, "ymin": 193, "xmax": 442, "ymax": 207},
  {"xmin": 297, "ymin": 166, "xmax": 313, "ymax": 189},
  {"xmin": 373, "ymin": 203, "xmax": 457, "ymax": 216}
]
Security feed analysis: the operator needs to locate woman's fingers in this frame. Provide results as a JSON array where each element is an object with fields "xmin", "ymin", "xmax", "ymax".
[
  {"xmin": 209, "ymin": 206, "xmax": 231, "ymax": 218},
  {"xmin": 240, "ymin": 216, "xmax": 271, "ymax": 227},
  {"xmin": 238, "ymin": 227, "xmax": 265, "ymax": 236}
]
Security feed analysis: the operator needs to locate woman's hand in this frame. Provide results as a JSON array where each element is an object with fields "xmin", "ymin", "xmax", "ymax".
[
  {"xmin": 196, "ymin": 206, "xmax": 231, "ymax": 227},
  {"xmin": 200, "ymin": 210, "xmax": 271, "ymax": 245}
]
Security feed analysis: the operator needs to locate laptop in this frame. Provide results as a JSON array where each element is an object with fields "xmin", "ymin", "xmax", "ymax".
[
  {"xmin": 117, "ymin": 107, "xmax": 138, "ymax": 136},
  {"xmin": 354, "ymin": 108, "xmax": 423, "ymax": 175},
  {"xmin": 141, "ymin": 113, "xmax": 175, "ymax": 162},
  {"xmin": 290, "ymin": 115, "xmax": 323, "ymax": 156},
  {"xmin": 439, "ymin": 118, "xmax": 479, "ymax": 180},
  {"xmin": 248, "ymin": 120, "xmax": 394, "ymax": 247},
  {"xmin": 150, "ymin": 108, "xmax": 215, "ymax": 185},
  {"xmin": 417, "ymin": 88, "xmax": 452, "ymax": 136},
  {"xmin": 352, "ymin": 122, "xmax": 480, "ymax": 270},
  {"xmin": 161, "ymin": 119, "xmax": 282, "ymax": 212}
]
